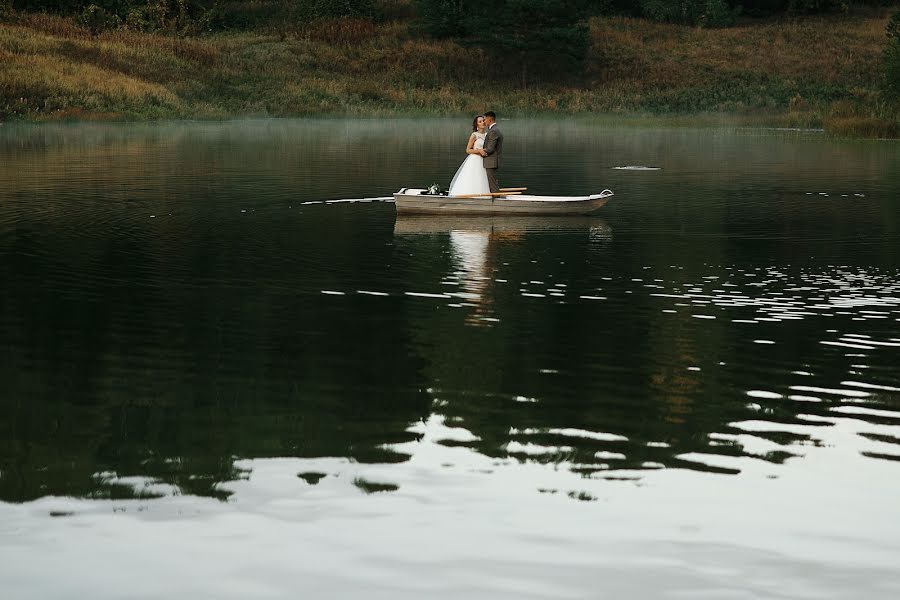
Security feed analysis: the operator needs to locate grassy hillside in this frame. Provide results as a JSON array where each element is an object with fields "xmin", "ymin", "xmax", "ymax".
[{"xmin": 1, "ymin": 8, "xmax": 898, "ymax": 136}]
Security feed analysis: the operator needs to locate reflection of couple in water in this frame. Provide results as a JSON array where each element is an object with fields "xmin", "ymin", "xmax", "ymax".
[{"xmin": 448, "ymin": 111, "xmax": 504, "ymax": 196}]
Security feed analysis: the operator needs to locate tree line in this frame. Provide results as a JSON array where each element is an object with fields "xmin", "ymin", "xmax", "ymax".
[
  {"xmin": 4, "ymin": 0, "xmax": 891, "ymax": 33},
  {"xmin": 4, "ymin": 1, "xmax": 377, "ymax": 33}
]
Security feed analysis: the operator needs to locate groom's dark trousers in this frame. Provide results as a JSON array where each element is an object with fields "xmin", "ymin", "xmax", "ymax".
[{"xmin": 486, "ymin": 169, "xmax": 500, "ymax": 194}]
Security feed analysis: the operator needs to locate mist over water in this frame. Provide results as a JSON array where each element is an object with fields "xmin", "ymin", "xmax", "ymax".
[{"xmin": 1, "ymin": 119, "xmax": 899, "ymax": 598}]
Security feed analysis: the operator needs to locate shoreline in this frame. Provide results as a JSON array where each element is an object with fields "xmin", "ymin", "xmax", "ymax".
[{"xmin": 0, "ymin": 113, "xmax": 848, "ymax": 134}]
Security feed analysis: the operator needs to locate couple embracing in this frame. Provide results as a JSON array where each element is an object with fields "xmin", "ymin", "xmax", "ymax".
[{"xmin": 448, "ymin": 111, "xmax": 504, "ymax": 197}]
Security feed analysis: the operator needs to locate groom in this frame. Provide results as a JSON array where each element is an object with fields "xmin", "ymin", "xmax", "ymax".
[{"xmin": 479, "ymin": 111, "xmax": 503, "ymax": 193}]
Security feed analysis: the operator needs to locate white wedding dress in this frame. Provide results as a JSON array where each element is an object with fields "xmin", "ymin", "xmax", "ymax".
[{"xmin": 448, "ymin": 132, "xmax": 490, "ymax": 196}]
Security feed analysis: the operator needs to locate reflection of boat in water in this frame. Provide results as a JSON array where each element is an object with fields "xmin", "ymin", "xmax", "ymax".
[
  {"xmin": 394, "ymin": 213, "xmax": 613, "ymax": 327},
  {"xmin": 393, "ymin": 214, "xmax": 612, "ymax": 237},
  {"xmin": 393, "ymin": 188, "xmax": 614, "ymax": 215}
]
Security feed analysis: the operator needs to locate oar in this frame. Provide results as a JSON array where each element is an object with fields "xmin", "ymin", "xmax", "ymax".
[
  {"xmin": 499, "ymin": 187, "xmax": 527, "ymax": 192},
  {"xmin": 451, "ymin": 192, "xmax": 523, "ymax": 199}
]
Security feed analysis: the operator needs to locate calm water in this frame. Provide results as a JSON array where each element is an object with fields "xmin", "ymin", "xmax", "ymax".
[{"xmin": 1, "ymin": 119, "xmax": 899, "ymax": 598}]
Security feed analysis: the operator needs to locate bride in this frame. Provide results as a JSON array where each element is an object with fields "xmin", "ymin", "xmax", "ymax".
[{"xmin": 448, "ymin": 115, "xmax": 490, "ymax": 196}]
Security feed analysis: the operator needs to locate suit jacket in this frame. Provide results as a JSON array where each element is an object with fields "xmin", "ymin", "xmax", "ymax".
[{"xmin": 482, "ymin": 124, "xmax": 503, "ymax": 169}]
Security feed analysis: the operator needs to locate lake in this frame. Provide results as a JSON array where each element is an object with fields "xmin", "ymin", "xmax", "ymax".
[{"xmin": 1, "ymin": 118, "xmax": 899, "ymax": 598}]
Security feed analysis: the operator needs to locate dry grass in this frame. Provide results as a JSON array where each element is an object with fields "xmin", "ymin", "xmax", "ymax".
[
  {"xmin": 589, "ymin": 14, "xmax": 889, "ymax": 110},
  {"xmin": 591, "ymin": 15, "xmax": 886, "ymax": 80},
  {"xmin": 1, "ymin": 9, "xmax": 897, "ymax": 136},
  {"xmin": 0, "ymin": 22, "xmax": 181, "ymax": 119}
]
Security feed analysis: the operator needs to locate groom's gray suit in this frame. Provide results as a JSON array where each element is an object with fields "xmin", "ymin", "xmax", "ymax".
[{"xmin": 482, "ymin": 123, "xmax": 503, "ymax": 193}]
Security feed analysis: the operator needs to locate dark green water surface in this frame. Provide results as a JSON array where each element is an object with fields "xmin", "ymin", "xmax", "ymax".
[{"xmin": 1, "ymin": 119, "xmax": 899, "ymax": 598}]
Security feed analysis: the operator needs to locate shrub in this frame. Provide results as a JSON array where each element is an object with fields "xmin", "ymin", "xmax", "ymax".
[
  {"xmin": 698, "ymin": 0, "xmax": 739, "ymax": 27},
  {"xmin": 786, "ymin": 0, "xmax": 847, "ymax": 15},
  {"xmin": 414, "ymin": 0, "xmax": 590, "ymax": 86},
  {"xmin": 639, "ymin": 0, "xmax": 738, "ymax": 28},
  {"xmin": 889, "ymin": 10, "xmax": 900, "ymax": 41},
  {"xmin": 413, "ymin": 0, "xmax": 470, "ymax": 38},
  {"xmin": 79, "ymin": 4, "xmax": 122, "ymax": 34}
]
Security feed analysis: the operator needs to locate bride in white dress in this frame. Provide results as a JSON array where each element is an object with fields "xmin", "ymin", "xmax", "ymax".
[{"xmin": 448, "ymin": 115, "xmax": 490, "ymax": 196}]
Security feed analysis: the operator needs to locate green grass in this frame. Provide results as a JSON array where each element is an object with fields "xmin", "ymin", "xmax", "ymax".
[{"xmin": 1, "ymin": 9, "xmax": 898, "ymax": 137}]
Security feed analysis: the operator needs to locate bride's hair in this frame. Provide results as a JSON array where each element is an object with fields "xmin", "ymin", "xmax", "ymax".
[{"xmin": 472, "ymin": 115, "xmax": 484, "ymax": 132}]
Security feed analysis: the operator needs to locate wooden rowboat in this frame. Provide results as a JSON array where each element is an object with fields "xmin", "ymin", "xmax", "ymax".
[{"xmin": 393, "ymin": 188, "xmax": 614, "ymax": 216}]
